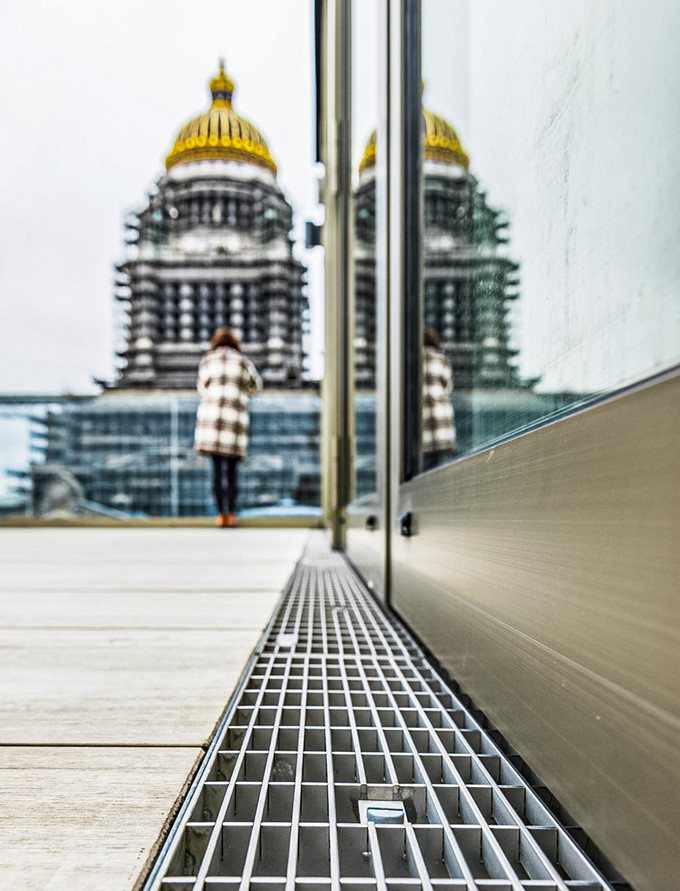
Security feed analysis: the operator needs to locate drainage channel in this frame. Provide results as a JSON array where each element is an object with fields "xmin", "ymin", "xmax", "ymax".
[{"xmin": 143, "ymin": 539, "xmax": 628, "ymax": 891}]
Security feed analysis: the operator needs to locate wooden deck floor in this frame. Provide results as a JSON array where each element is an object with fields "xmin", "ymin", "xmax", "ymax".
[{"xmin": 0, "ymin": 527, "xmax": 311, "ymax": 890}]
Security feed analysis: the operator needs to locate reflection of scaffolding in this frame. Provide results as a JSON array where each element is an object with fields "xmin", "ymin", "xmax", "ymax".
[
  {"xmin": 352, "ymin": 389, "xmax": 587, "ymax": 497},
  {"xmin": 355, "ymin": 168, "xmax": 526, "ymax": 391}
]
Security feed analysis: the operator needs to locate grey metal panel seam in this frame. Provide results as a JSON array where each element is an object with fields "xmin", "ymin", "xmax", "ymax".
[{"xmin": 143, "ymin": 536, "xmax": 625, "ymax": 890}]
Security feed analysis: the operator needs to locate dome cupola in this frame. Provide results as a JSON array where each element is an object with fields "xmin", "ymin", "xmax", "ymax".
[
  {"xmin": 359, "ymin": 103, "xmax": 469, "ymax": 174},
  {"xmin": 421, "ymin": 107, "xmax": 470, "ymax": 168},
  {"xmin": 165, "ymin": 62, "xmax": 277, "ymax": 175}
]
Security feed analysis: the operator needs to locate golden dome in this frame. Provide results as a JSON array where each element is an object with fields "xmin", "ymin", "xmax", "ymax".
[
  {"xmin": 165, "ymin": 62, "xmax": 277, "ymax": 175},
  {"xmin": 359, "ymin": 106, "xmax": 469, "ymax": 174},
  {"xmin": 359, "ymin": 131, "xmax": 377, "ymax": 175}
]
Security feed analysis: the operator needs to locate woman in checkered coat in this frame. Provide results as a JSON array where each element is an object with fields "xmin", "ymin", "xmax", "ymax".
[
  {"xmin": 195, "ymin": 328, "xmax": 262, "ymax": 527},
  {"xmin": 422, "ymin": 327, "xmax": 456, "ymax": 471}
]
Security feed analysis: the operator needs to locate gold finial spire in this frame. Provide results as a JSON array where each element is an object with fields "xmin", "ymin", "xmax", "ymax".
[{"xmin": 210, "ymin": 60, "xmax": 234, "ymax": 107}]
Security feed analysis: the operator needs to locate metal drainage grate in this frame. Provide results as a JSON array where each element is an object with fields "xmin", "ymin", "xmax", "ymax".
[{"xmin": 145, "ymin": 539, "xmax": 626, "ymax": 891}]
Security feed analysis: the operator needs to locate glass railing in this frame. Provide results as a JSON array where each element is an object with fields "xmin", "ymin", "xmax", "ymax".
[{"xmin": 0, "ymin": 392, "xmax": 321, "ymax": 520}]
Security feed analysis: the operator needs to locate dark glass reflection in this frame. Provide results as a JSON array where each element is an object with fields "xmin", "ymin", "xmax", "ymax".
[
  {"xmin": 421, "ymin": 124, "xmax": 521, "ymax": 393},
  {"xmin": 409, "ymin": 0, "xmax": 680, "ymax": 469},
  {"xmin": 420, "ymin": 98, "xmax": 524, "ymax": 467},
  {"xmin": 352, "ymin": 1, "xmax": 380, "ymax": 499},
  {"xmin": 354, "ymin": 94, "xmax": 588, "ymax": 470},
  {"xmin": 422, "ymin": 326, "xmax": 456, "ymax": 470},
  {"xmin": 353, "ymin": 151, "xmax": 378, "ymax": 497},
  {"xmin": 418, "ymin": 98, "xmax": 587, "ymax": 465}
]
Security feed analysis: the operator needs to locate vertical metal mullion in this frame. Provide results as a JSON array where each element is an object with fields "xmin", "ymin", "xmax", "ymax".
[
  {"xmin": 384, "ymin": 0, "xmax": 400, "ymax": 605},
  {"xmin": 401, "ymin": 0, "xmax": 422, "ymax": 481},
  {"xmin": 373, "ymin": 0, "xmax": 391, "ymax": 603},
  {"xmin": 321, "ymin": 0, "xmax": 353, "ymax": 547},
  {"xmin": 385, "ymin": 0, "xmax": 422, "ymax": 596}
]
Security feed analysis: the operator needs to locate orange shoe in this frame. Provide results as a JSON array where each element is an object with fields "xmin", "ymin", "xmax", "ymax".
[
  {"xmin": 224, "ymin": 512, "xmax": 237, "ymax": 528},
  {"xmin": 216, "ymin": 513, "xmax": 228, "ymax": 528}
]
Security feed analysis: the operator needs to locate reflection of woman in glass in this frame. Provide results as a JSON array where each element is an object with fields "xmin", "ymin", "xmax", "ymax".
[
  {"xmin": 422, "ymin": 327, "xmax": 456, "ymax": 471},
  {"xmin": 194, "ymin": 327, "xmax": 262, "ymax": 528}
]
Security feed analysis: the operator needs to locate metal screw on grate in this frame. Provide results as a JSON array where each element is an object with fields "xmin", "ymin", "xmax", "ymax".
[{"xmin": 144, "ymin": 537, "xmax": 629, "ymax": 891}]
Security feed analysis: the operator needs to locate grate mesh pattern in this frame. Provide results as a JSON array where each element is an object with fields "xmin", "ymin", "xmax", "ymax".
[{"xmin": 146, "ymin": 541, "xmax": 624, "ymax": 891}]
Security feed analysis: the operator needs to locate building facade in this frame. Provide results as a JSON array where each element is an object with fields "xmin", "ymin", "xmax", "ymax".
[
  {"xmin": 354, "ymin": 103, "xmax": 524, "ymax": 392},
  {"xmin": 24, "ymin": 65, "xmax": 321, "ymax": 518},
  {"xmin": 21, "ymin": 77, "xmax": 563, "ymax": 517},
  {"xmin": 114, "ymin": 63, "xmax": 308, "ymax": 390}
]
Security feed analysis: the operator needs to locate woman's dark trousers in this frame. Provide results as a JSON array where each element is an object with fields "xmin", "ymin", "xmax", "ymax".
[{"xmin": 211, "ymin": 455, "xmax": 239, "ymax": 514}]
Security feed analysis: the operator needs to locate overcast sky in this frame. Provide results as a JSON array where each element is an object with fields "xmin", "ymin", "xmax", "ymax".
[{"xmin": 0, "ymin": 0, "xmax": 318, "ymax": 394}]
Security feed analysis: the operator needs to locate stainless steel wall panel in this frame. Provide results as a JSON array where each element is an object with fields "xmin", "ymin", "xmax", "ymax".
[
  {"xmin": 391, "ymin": 371, "xmax": 680, "ymax": 890},
  {"xmin": 346, "ymin": 495, "xmax": 386, "ymax": 600}
]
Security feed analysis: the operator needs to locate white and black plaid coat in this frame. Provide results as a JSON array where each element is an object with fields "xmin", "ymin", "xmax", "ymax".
[
  {"xmin": 194, "ymin": 347, "xmax": 262, "ymax": 461},
  {"xmin": 422, "ymin": 346, "xmax": 456, "ymax": 454}
]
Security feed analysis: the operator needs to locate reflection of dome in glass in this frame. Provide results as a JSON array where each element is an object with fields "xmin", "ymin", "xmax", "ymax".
[
  {"xmin": 359, "ymin": 105, "xmax": 470, "ymax": 174},
  {"xmin": 165, "ymin": 62, "xmax": 277, "ymax": 174}
]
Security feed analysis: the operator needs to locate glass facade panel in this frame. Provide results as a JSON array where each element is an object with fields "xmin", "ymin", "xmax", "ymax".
[
  {"xmin": 352, "ymin": 0, "xmax": 380, "ymax": 498},
  {"xmin": 416, "ymin": 0, "xmax": 680, "ymax": 463}
]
